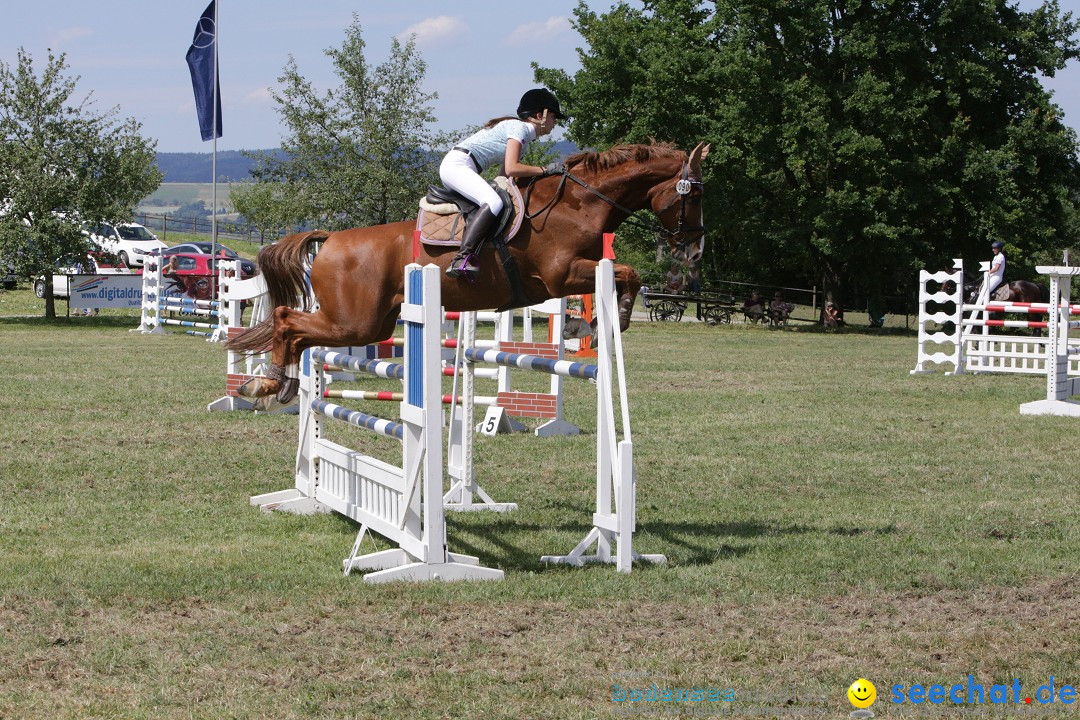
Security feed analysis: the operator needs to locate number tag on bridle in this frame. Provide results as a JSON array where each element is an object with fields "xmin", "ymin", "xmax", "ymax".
[{"xmin": 675, "ymin": 179, "xmax": 692, "ymax": 195}]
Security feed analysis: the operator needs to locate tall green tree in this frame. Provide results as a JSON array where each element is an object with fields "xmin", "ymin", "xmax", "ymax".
[
  {"xmin": 537, "ymin": 0, "xmax": 1080, "ymax": 308},
  {"xmin": 0, "ymin": 49, "xmax": 161, "ymax": 318},
  {"xmin": 234, "ymin": 17, "xmax": 452, "ymax": 232}
]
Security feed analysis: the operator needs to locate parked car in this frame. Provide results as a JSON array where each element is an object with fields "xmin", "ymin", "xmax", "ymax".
[
  {"xmin": 160, "ymin": 252, "xmax": 255, "ymax": 301},
  {"xmin": 34, "ymin": 252, "xmax": 130, "ymax": 298},
  {"xmin": 162, "ymin": 242, "xmax": 257, "ymax": 276},
  {"xmin": 85, "ymin": 221, "xmax": 167, "ymax": 267}
]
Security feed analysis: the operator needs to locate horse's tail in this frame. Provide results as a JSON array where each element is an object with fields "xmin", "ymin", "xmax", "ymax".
[
  {"xmin": 1041, "ymin": 281, "xmax": 1051, "ymax": 304},
  {"xmin": 226, "ymin": 230, "xmax": 330, "ymax": 353}
]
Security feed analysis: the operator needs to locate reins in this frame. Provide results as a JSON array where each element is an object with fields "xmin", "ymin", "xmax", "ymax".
[{"xmin": 522, "ymin": 164, "xmax": 704, "ymax": 241}]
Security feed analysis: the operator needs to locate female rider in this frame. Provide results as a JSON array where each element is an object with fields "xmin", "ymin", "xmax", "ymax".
[
  {"xmin": 440, "ymin": 88, "xmax": 566, "ymax": 278},
  {"xmin": 986, "ymin": 241, "xmax": 1006, "ymax": 300}
]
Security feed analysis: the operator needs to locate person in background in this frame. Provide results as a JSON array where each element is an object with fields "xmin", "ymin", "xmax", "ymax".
[
  {"xmin": 824, "ymin": 301, "xmax": 840, "ymax": 328},
  {"xmin": 769, "ymin": 291, "xmax": 794, "ymax": 323},
  {"xmin": 684, "ymin": 265, "xmax": 701, "ymax": 295},
  {"xmin": 985, "ymin": 241, "xmax": 1006, "ymax": 300},
  {"xmin": 742, "ymin": 290, "xmax": 764, "ymax": 323},
  {"xmin": 665, "ymin": 264, "xmax": 685, "ymax": 293}
]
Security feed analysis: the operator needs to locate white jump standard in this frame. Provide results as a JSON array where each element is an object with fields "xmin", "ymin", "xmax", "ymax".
[
  {"xmin": 251, "ymin": 263, "xmax": 503, "ymax": 583},
  {"xmin": 463, "ymin": 259, "xmax": 666, "ymax": 573},
  {"xmin": 912, "ymin": 258, "xmax": 1080, "ymax": 377},
  {"xmin": 1020, "ymin": 266, "xmax": 1080, "ymax": 417},
  {"xmin": 133, "ymin": 256, "xmax": 222, "ymax": 338}
]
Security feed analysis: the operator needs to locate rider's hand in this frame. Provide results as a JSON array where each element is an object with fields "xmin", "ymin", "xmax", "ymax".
[{"xmin": 542, "ymin": 161, "xmax": 567, "ymax": 177}]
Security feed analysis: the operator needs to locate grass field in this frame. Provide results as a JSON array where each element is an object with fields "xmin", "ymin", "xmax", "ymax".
[
  {"xmin": 140, "ymin": 183, "xmax": 237, "ymax": 210},
  {"xmin": 0, "ymin": 304, "xmax": 1077, "ymax": 719}
]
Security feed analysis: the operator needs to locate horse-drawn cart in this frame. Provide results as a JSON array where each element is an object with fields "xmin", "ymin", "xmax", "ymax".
[{"xmin": 641, "ymin": 288, "xmax": 737, "ymax": 324}]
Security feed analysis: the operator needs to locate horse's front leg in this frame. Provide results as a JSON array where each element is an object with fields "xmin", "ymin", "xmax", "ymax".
[
  {"xmin": 612, "ymin": 262, "xmax": 642, "ymax": 332},
  {"xmin": 562, "ymin": 258, "xmax": 641, "ymax": 334}
]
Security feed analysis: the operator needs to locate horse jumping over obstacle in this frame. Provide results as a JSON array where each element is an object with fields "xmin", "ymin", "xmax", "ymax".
[{"xmin": 226, "ymin": 142, "xmax": 710, "ymax": 410}]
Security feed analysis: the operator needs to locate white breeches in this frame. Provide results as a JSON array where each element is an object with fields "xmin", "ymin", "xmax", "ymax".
[
  {"xmin": 987, "ymin": 275, "xmax": 1003, "ymax": 298},
  {"xmin": 439, "ymin": 151, "xmax": 504, "ymax": 214}
]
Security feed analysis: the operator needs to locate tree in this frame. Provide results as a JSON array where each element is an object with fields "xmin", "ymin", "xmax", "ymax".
[
  {"xmin": 536, "ymin": 0, "xmax": 1080, "ymax": 309},
  {"xmin": 234, "ymin": 17, "xmax": 453, "ymax": 232},
  {"xmin": 0, "ymin": 49, "xmax": 161, "ymax": 318},
  {"xmin": 170, "ymin": 199, "xmax": 211, "ymax": 219}
]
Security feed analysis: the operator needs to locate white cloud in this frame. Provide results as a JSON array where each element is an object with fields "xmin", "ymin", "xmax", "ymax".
[
  {"xmin": 397, "ymin": 16, "xmax": 468, "ymax": 47},
  {"xmin": 244, "ymin": 87, "xmax": 274, "ymax": 105},
  {"xmin": 503, "ymin": 17, "xmax": 571, "ymax": 45},
  {"xmin": 49, "ymin": 27, "xmax": 94, "ymax": 48}
]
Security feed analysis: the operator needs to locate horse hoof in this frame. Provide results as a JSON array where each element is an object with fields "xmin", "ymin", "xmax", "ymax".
[
  {"xmin": 236, "ymin": 377, "xmax": 265, "ymax": 398},
  {"xmin": 276, "ymin": 377, "xmax": 300, "ymax": 404},
  {"xmin": 253, "ymin": 395, "xmax": 289, "ymax": 413}
]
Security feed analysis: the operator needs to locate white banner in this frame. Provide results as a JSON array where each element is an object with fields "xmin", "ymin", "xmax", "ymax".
[{"xmin": 67, "ymin": 274, "xmax": 144, "ymax": 309}]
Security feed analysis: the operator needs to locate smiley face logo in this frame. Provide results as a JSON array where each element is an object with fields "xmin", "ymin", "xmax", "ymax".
[{"xmin": 848, "ymin": 679, "xmax": 877, "ymax": 709}]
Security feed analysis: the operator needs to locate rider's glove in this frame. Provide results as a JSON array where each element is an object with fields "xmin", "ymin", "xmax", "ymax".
[{"xmin": 542, "ymin": 161, "xmax": 567, "ymax": 177}]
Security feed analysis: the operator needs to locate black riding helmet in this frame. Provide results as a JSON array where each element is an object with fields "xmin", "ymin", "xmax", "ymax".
[{"xmin": 517, "ymin": 88, "xmax": 567, "ymax": 120}]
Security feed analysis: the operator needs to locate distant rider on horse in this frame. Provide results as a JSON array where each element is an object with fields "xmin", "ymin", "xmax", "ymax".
[
  {"xmin": 440, "ymin": 88, "xmax": 567, "ymax": 279},
  {"xmin": 985, "ymin": 241, "xmax": 1006, "ymax": 300}
]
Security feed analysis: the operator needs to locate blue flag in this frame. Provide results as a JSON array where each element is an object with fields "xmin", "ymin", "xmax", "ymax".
[{"xmin": 185, "ymin": 1, "xmax": 222, "ymax": 141}]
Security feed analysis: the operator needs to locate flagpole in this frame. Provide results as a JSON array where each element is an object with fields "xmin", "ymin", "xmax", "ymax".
[{"xmin": 211, "ymin": 0, "xmax": 219, "ymax": 295}]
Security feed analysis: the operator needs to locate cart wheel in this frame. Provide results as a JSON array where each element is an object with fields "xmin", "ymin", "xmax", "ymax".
[
  {"xmin": 650, "ymin": 300, "xmax": 684, "ymax": 322},
  {"xmin": 704, "ymin": 307, "xmax": 732, "ymax": 325}
]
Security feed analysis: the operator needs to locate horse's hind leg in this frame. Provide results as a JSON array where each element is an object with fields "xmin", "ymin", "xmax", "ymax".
[{"xmin": 240, "ymin": 306, "xmax": 391, "ymax": 406}]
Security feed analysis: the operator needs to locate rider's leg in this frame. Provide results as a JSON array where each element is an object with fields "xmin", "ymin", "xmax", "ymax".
[
  {"xmin": 447, "ymin": 205, "xmax": 499, "ymax": 278},
  {"xmin": 439, "ymin": 152, "xmax": 504, "ymax": 278}
]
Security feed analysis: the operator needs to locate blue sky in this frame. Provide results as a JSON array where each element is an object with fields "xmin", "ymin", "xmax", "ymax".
[{"xmin": 3, "ymin": 0, "xmax": 1080, "ymax": 153}]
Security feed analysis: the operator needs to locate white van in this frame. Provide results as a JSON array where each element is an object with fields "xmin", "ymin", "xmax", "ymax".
[{"xmin": 86, "ymin": 222, "xmax": 167, "ymax": 267}]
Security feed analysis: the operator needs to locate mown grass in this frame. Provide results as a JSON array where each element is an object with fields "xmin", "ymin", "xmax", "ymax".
[{"xmin": 0, "ymin": 315, "xmax": 1077, "ymax": 719}]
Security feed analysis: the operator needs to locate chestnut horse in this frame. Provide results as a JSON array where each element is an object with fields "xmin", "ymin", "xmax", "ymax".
[{"xmin": 228, "ymin": 141, "xmax": 710, "ymax": 408}]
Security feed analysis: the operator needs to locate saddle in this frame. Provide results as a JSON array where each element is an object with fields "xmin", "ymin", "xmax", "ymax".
[{"xmin": 416, "ymin": 176, "xmax": 525, "ymax": 247}]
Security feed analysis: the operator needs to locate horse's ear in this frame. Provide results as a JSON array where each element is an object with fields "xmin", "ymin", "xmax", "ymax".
[{"xmin": 689, "ymin": 142, "xmax": 710, "ymax": 170}]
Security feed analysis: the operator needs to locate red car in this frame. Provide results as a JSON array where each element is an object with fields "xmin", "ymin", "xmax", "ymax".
[{"xmin": 161, "ymin": 252, "xmax": 255, "ymax": 301}]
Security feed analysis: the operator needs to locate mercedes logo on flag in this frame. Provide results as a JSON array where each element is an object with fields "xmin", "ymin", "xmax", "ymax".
[{"xmin": 191, "ymin": 16, "xmax": 216, "ymax": 49}]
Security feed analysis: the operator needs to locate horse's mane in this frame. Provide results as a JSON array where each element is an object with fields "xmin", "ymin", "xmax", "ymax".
[{"xmin": 566, "ymin": 141, "xmax": 683, "ymax": 173}]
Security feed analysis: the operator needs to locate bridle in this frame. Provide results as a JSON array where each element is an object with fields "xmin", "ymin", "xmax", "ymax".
[{"xmin": 524, "ymin": 160, "xmax": 705, "ymax": 255}]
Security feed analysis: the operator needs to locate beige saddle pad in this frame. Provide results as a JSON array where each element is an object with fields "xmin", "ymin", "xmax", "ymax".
[{"xmin": 416, "ymin": 176, "xmax": 525, "ymax": 247}]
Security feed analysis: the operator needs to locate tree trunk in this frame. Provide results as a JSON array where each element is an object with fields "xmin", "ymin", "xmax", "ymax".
[
  {"xmin": 44, "ymin": 277, "xmax": 56, "ymax": 319},
  {"xmin": 820, "ymin": 260, "xmax": 845, "ymax": 324}
]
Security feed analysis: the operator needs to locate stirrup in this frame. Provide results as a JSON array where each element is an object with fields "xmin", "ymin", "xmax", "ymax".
[{"xmin": 445, "ymin": 253, "xmax": 479, "ymax": 279}]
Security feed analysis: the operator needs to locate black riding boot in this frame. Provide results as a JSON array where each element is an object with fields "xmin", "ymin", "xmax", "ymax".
[{"xmin": 446, "ymin": 205, "xmax": 498, "ymax": 278}]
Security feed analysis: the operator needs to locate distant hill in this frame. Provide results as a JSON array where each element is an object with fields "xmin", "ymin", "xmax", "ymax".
[
  {"xmin": 154, "ymin": 150, "xmax": 282, "ymax": 183},
  {"xmin": 155, "ymin": 141, "xmax": 583, "ymax": 183}
]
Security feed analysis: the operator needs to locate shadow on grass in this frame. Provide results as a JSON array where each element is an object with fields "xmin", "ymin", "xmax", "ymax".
[
  {"xmin": 782, "ymin": 323, "xmax": 917, "ymax": 337},
  {"xmin": 0, "ymin": 315, "xmax": 140, "ymax": 329},
  {"xmin": 426, "ymin": 508, "xmax": 899, "ymax": 571},
  {"xmin": 296, "ymin": 493, "xmax": 900, "ymax": 574}
]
